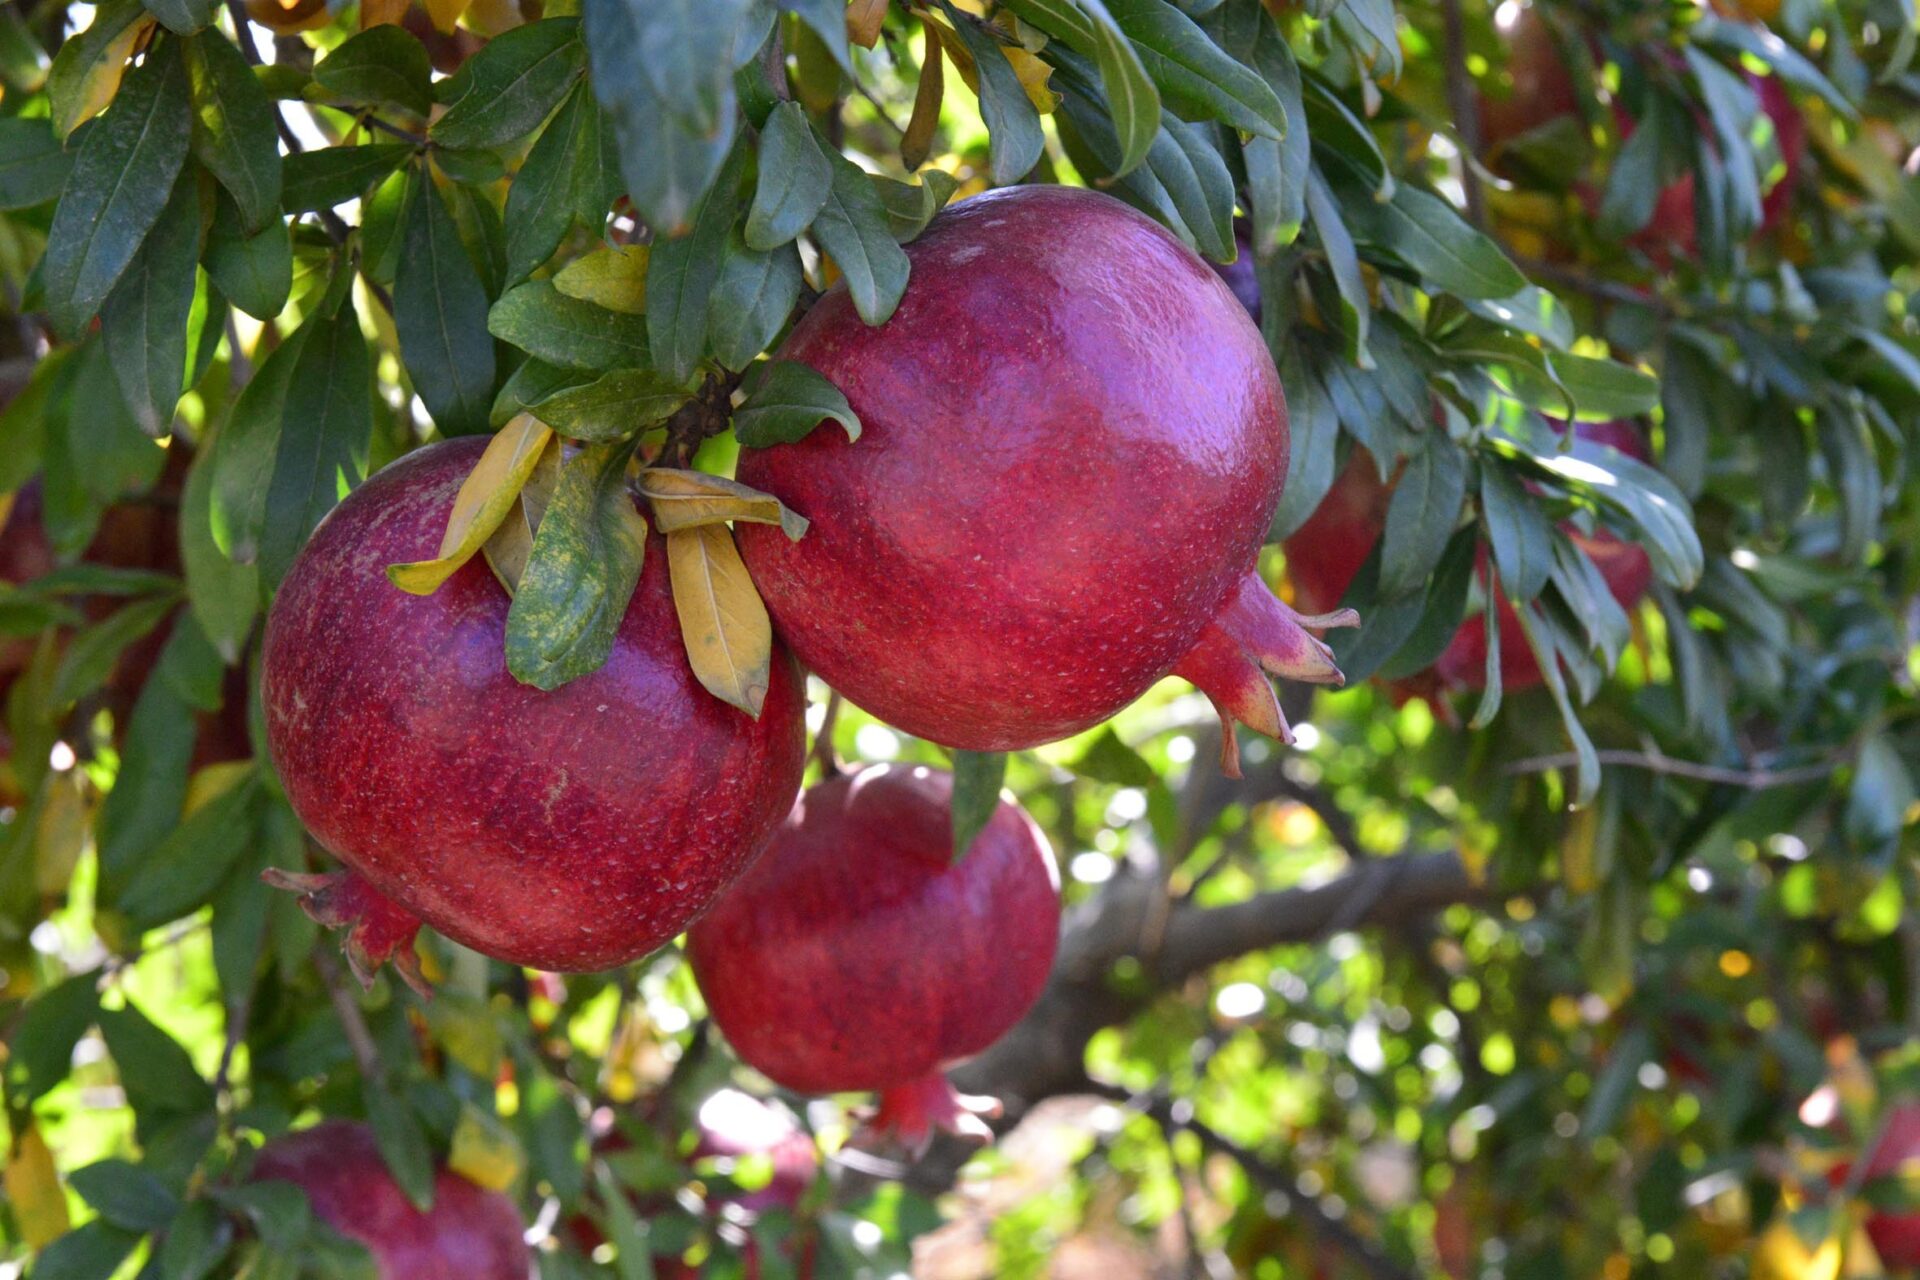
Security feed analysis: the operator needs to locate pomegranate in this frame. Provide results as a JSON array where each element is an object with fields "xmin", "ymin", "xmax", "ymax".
[
  {"xmin": 251, "ymin": 1121, "xmax": 529, "ymax": 1279},
  {"xmin": 735, "ymin": 185, "xmax": 1350, "ymax": 767},
  {"xmin": 686, "ymin": 764, "xmax": 1061, "ymax": 1149},
  {"xmin": 1210, "ymin": 221, "xmax": 1262, "ymax": 324},
  {"xmin": 1831, "ymin": 1101, "xmax": 1920, "ymax": 1268},
  {"xmin": 260, "ymin": 438, "xmax": 806, "ymax": 982},
  {"xmin": 1283, "ymin": 420, "xmax": 1654, "ymax": 695}
]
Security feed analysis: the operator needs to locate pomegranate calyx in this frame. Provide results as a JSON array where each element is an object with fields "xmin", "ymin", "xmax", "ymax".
[
  {"xmin": 858, "ymin": 1073, "xmax": 1001, "ymax": 1156},
  {"xmin": 261, "ymin": 868, "xmax": 429, "ymax": 997},
  {"xmin": 1173, "ymin": 573, "xmax": 1361, "ymax": 777}
]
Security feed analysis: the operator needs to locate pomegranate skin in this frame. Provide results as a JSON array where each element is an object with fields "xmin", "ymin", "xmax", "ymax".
[
  {"xmin": 253, "ymin": 1121, "xmax": 529, "ymax": 1279},
  {"xmin": 687, "ymin": 765, "xmax": 1060, "ymax": 1129},
  {"xmin": 261, "ymin": 438, "xmax": 806, "ymax": 972},
  {"xmin": 1285, "ymin": 422, "xmax": 1653, "ymax": 695},
  {"xmin": 735, "ymin": 185, "xmax": 1287, "ymax": 750}
]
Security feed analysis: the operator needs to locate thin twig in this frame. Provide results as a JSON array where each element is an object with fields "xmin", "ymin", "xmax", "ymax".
[
  {"xmin": 811, "ymin": 690, "xmax": 844, "ymax": 777},
  {"xmin": 1438, "ymin": 0, "xmax": 1485, "ymax": 227},
  {"xmin": 1500, "ymin": 747, "xmax": 1845, "ymax": 788},
  {"xmin": 313, "ymin": 944, "xmax": 384, "ymax": 1081},
  {"xmin": 356, "ymin": 111, "xmax": 427, "ymax": 146}
]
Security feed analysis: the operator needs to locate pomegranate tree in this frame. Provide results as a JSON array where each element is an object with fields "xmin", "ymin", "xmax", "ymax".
[
  {"xmin": 687, "ymin": 764, "xmax": 1060, "ymax": 1150},
  {"xmin": 735, "ymin": 186, "xmax": 1350, "ymax": 763},
  {"xmin": 260, "ymin": 438, "xmax": 806, "ymax": 980},
  {"xmin": 251, "ymin": 1121, "xmax": 528, "ymax": 1278},
  {"xmin": 1284, "ymin": 420, "xmax": 1654, "ymax": 696}
]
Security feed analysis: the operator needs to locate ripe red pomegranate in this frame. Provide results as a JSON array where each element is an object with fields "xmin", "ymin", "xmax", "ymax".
[
  {"xmin": 735, "ymin": 186, "xmax": 1349, "ymax": 766},
  {"xmin": 1284, "ymin": 420, "xmax": 1654, "ymax": 696},
  {"xmin": 260, "ymin": 438, "xmax": 806, "ymax": 981},
  {"xmin": 687, "ymin": 764, "xmax": 1061, "ymax": 1150},
  {"xmin": 252, "ymin": 1121, "xmax": 529, "ymax": 1279},
  {"xmin": 1831, "ymin": 1101, "xmax": 1920, "ymax": 1268}
]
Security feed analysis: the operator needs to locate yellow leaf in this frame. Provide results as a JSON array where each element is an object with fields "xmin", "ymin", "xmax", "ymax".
[
  {"xmin": 552, "ymin": 245, "xmax": 650, "ymax": 315},
  {"xmin": 424, "ymin": 0, "xmax": 473, "ymax": 34},
  {"xmin": 58, "ymin": 15, "xmax": 152, "ymax": 139},
  {"xmin": 847, "ymin": 0, "xmax": 888, "ymax": 48},
  {"xmin": 926, "ymin": 18, "xmax": 977, "ymax": 95},
  {"xmin": 461, "ymin": 0, "xmax": 525, "ymax": 36},
  {"xmin": 1002, "ymin": 44, "xmax": 1058, "ymax": 113},
  {"xmin": 35, "ymin": 771, "xmax": 90, "ymax": 896},
  {"xmin": 1560, "ymin": 802, "xmax": 1598, "ymax": 895},
  {"xmin": 483, "ymin": 435, "xmax": 561, "ymax": 595},
  {"xmin": 637, "ymin": 468, "xmax": 809, "ymax": 541},
  {"xmin": 184, "ymin": 761, "xmax": 254, "ymax": 818},
  {"xmin": 5, "ymin": 1126, "xmax": 69, "ymax": 1249},
  {"xmin": 425, "ymin": 994, "xmax": 504, "ymax": 1078},
  {"xmin": 243, "ymin": 0, "xmax": 329, "ymax": 34},
  {"xmin": 904, "ymin": 19, "xmax": 945, "ymax": 170},
  {"xmin": 388, "ymin": 416, "xmax": 554, "ymax": 595},
  {"xmin": 359, "ymin": 0, "xmax": 408, "ymax": 26},
  {"xmin": 449, "ymin": 1103, "xmax": 525, "ymax": 1192},
  {"xmin": 667, "ymin": 526, "xmax": 772, "ymax": 717},
  {"xmin": 0, "ymin": 491, "xmax": 16, "ymax": 534}
]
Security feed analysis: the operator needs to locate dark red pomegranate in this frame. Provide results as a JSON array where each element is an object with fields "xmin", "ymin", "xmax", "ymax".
[
  {"xmin": 1831, "ymin": 1101, "xmax": 1920, "ymax": 1268},
  {"xmin": 1284, "ymin": 420, "xmax": 1654, "ymax": 696},
  {"xmin": 687, "ymin": 765, "xmax": 1061, "ymax": 1150},
  {"xmin": 260, "ymin": 438, "xmax": 806, "ymax": 981},
  {"xmin": 1210, "ymin": 222, "xmax": 1262, "ymax": 324},
  {"xmin": 735, "ymin": 186, "xmax": 1349, "ymax": 767},
  {"xmin": 252, "ymin": 1121, "xmax": 529, "ymax": 1279}
]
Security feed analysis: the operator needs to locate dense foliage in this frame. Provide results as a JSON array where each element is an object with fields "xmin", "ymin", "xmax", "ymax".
[{"xmin": 0, "ymin": 0, "xmax": 1916, "ymax": 1274}]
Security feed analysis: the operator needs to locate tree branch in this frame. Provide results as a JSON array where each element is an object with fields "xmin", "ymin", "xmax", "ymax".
[
  {"xmin": 313, "ymin": 944, "xmax": 384, "ymax": 1082},
  {"xmin": 1500, "ymin": 747, "xmax": 1844, "ymax": 788}
]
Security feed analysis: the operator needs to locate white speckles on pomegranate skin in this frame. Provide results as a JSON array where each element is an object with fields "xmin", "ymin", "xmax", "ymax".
[
  {"xmin": 261, "ymin": 438, "xmax": 807, "ymax": 973},
  {"xmin": 736, "ymin": 185, "xmax": 1288, "ymax": 751}
]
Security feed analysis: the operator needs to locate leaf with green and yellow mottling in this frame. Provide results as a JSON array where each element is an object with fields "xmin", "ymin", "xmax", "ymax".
[
  {"xmin": 5, "ymin": 1126, "xmax": 70, "ymax": 1248},
  {"xmin": 637, "ymin": 467, "xmax": 808, "ymax": 540},
  {"xmin": 667, "ymin": 523, "xmax": 771, "ymax": 717},
  {"xmin": 553, "ymin": 244, "xmax": 649, "ymax": 314}
]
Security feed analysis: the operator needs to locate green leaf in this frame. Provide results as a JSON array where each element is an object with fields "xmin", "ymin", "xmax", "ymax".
[
  {"xmin": 313, "ymin": 24, "xmax": 433, "ymax": 118},
  {"xmin": 1105, "ymin": 0, "xmax": 1285, "ymax": 139},
  {"xmin": 43, "ymin": 39, "xmax": 192, "ymax": 337},
  {"xmin": 160, "ymin": 1199, "xmax": 236, "ymax": 1280},
  {"xmin": 31, "ymin": 1222, "xmax": 144, "ymax": 1280},
  {"xmin": 585, "ymin": 0, "xmax": 739, "ymax": 235},
  {"xmin": 432, "ymin": 17, "xmax": 584, "ymax": 151},
  {"xmin": 1596, "ymin": 98, "xmax": 1669, "ymax": 238},
  {"xmin": 281, "ymin": 144, "xmax": 412, "ymax": 213},
  {"xmin": 47, "ymin": 0, "xmax": 146, "ymax": 139},
  {"xmin": 1205, "ymin": 2, "xmax": 1305, "ymax": 249},
  {"xmin": 505, "ymin": 439, "xmax": 647, "ymax": 690},
  {"xmin": 260, "ymin": 298, "xmax": 372, "ymax": 586},
  {"xmin": 361, "ymin": 1082, "xmax": 438, "ymax": 1209},
  {"xmin": 647, "ymin": 143, "xmax": 749, "ymax": 383},
  {"xmin": 100, "ymin": 167, "xmax": 200, "ymax": 436},
  {"xmin": 1549, "ymin": 354, "xmax": 1660, "ymax": 421},
  {"xmin": 949, "ymin": 750, "xmax": 1007, "ymax": 862},
  {"xmin": 4, "ymin": 971, "xmax": 101, "ymax": 1104},
  {"xmin": 938, "ymin": 2, "xmax": 1045, "ymax": 185},
  {"xmin": 94, "ymin": 675, "xmax": 197, "ymax": 895},
  {"xmin": 533, "ymin": 368, "xmax": 695, "ymax": 441},
  {"xmin": 1513, "ymin": 602, "xmax": 1600, "ymax": 804},
  {"xmin": 210, "ymin": 323, "xmax": 307, "ymax": 563},
  {"xmin": 70, "ymin": 1160, "xmax": 181, "ymax": 1231},
  {"xmin": 504, "ymin": 81, "xmax": 598, "ymax": 283},
  {"xmin": 488, "ymin": 280, "xmax": 653, "ymax": 370},
  {"xmin": 395, "ymin": 174, "xmax": 496, "ymax": 437},
  {"xmin": 1478, "ymin": 461, "xmax": 1554, "ymax": 603},
  {"xmin": 867, "ymin": 170, "xmax": 959, "ymax": 242},
  {"xmin": 810, "ymin": 143, "xmax": 912, "ymax": 326},
  {"xmin": 708, "ymin": 233, "xmax": 804, "ymax": 369},
  {"xmin": 117, "ymin": 773, "xmax": 258, "ymax": 927},
  {"xmin": 491, "ymin": 356, "xmax": 592, "ymax": 427},
  {"xmin": 98, "ymin": 1002, "xmax": 216, "ymax": 1136},
  {"xmin": 1268, "ymin": 339, "xmax": 1338, "ymax": 539},
  {"xmin": 1303, "ymin": 165, "xmax": 1369, "ymax": 365},
  {"xmin": 1691, "ymin": 15, "xmax": 1853, "ymax": 119},
  {"xmin": 1341, "ymin": 182, "xmax": 1525, "ymax": 300},
  {"xmin": 1816, "ymin": 404, "xmax": 1878, "ymax": 566},
  {"xmin": 184, "ymin": 32, "xmax": 282, "ymax": 233},
  {"xmin": 210, "ymin": 1182, "xmax": 310, "ymax": 1251},
  {"xmin": 180, "ymin": 432, "xmax": 257, "ymax": 663},
  {"xmin": 1377, "ymin": 436, "xmax": 1466, "ymax": 598},
  {"xmin": 732, "ymin": 360, "xmax": 861, "ymax": 447},
  {"xmin": 1300, "ymin": 69, "xmax": 1389, "ymax": 194},
  {"xmin": 0, "ymin": 117, "xmax": 73, "ymax": 209},
  {"xmin": 51, "ymin": 594, "xmax": 177, "ymax": 707},
  {"xmin": 204, "ymin": 186, "xmax": 291, "ymax": 322},
  {"xmin": 1376, "ymin": 525, "xmax": 1478, "ymax": 680},
  {"xmin": 744, "ymin": 101, "xmax": 832, "ymax": 251},
  {"xmin": 143, "ymin": 0, "xmax": 212, "ymax": 35},
  {"xmin": 1001, "ymin": 0, "xmax": 1159, "ymax": 176}
]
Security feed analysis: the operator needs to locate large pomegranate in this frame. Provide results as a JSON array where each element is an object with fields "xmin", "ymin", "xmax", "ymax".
[
  {"xmin": 687, "ymin": 764, "xmax": 1061, "ymax": 1149},
  {"xmin": 261, "ymin": 438, "xmax": 806, "ymax": 980},
  {"xmin": 1831, "ymin": 1101, "xmax": 1920, "ymax": 1268},
  {"xmin": 1284, "ymin": 420, "xmax": 1654, "ymax": 696},
  {"xmin": 735, "ymin": 185, "xmax": 1349, "ymax": 763},
  {"xmin": 251, "ymin": 1121, "xmax": 529, "ymax": 1279}
]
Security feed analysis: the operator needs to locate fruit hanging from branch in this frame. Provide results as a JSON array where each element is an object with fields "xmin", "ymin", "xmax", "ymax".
[
  {"xmin": 260, "ymin": 437, "xmax": 807, "ymax": 982},
  {"xmin": 735, "ymin": 185, "xmax": 1353, "ymax": 760},
  {"xmin": 687, "ymin": 764, "xmax": 1061, "ymax": 1153},
  {"xmin": 250, "ymin": 1121, "xmax": 530, "ymax": 1279}
]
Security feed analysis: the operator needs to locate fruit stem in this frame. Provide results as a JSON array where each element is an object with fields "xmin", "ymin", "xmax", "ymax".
[
  {"xmin": 859, "ymin": 1073, "xmax": 1001, "ymax": 1157},
  {"xmin": 261, "ymin": 867, "xmax": 430, "ymax": 998}
]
